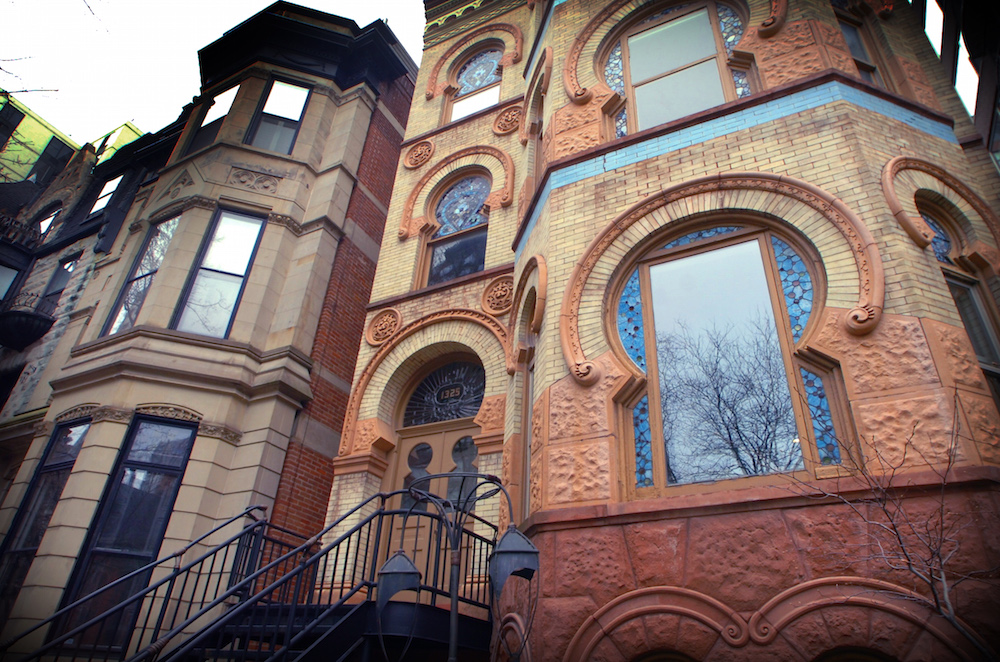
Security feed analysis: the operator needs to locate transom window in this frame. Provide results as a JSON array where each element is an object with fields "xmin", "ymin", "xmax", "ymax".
[
  {"xmin": 449, "ymin": 48, "xmax": 503, "ymax": 122},
  {"xmin": 617, "ymin": 224, "xmax": 841, "ymax": 492},
  {"xmin": 402, "ymin": 361, "xmax": 486, "ymax": 427},
  {"xmin": 425, "ymin": 175, "xmax": 491, "ymax": 287},
  {"xmin": 604, "ymin": 1, "xmax": 750, "ymax": 138}
]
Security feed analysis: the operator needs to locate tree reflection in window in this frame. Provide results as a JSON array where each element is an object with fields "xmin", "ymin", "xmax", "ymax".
[
  {"xmin": 403, "ymin": 362, "xmax": 486, "ymax": 427},
  {"xmin": 427, "ymin": 176, "xmax": 490, "ymax": 286},
  {"xmin": 106, "ymin": 217, "xmax": 179, "ymax": 335},
  {"xmin": 617, "ymin": 227, "xmax": 841, "ymax": 490}
]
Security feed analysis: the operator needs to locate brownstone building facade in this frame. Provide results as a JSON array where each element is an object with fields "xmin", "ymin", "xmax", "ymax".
[{"xmin": 325, "ymin": 0, "xmax": 1000, "ymax": 659}]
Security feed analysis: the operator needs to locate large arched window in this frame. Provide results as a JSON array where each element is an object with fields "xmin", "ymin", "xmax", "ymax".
[
  {"xmin": 425, "ymin": 174, "xmax": 491, "ymax": 287},
  {"xmin": 603, "ymin": 1, "xmax": 750, "ymax": 138},
  {"xmin": 616, "ymin": 223, "xmax": 843, "ymax": 493},
  {"xmin": 919, "ymin": 207, "xmax": 1000, "ymax": 405},
  {"xmin": 448, "ymin": 47, "xmax": 503, "ymax": 122}
]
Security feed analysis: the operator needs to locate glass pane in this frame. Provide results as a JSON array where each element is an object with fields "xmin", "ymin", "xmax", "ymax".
[
  {"xmin": 456, "ymin": 49, "xmax": 502, "ymax": 96},
  {"xmin": 8, "ymin": 469, "xmax": 71, "ymax": 550},
  {"xmin": 46, "ymin": 422, "xmax": 90, "ymax": 466},
  {"xmin": 89, "ymin": 176, "xmax": 123, "ymax": 214},
  {"xmin": 251, "ymin": 115, "xmax": 298, "ymax": 153},
  {"xmin": 38, "ymin": 209, "xmax": 60, "ymax": 235},
  {"xmin": 451, "ymin": 85, "xmax": 501, "ymax": 122},
  {"xmin": 427, "ymin": 228, "xmax": 487, "ymax": 286},
  {"xmin": 635, "ymin": 59, "xmax": 726, "ymax": 130},
  {"xmin": 127, "ymin": 421, "xmax": 195, "ymax": 466},
  {"xmin": 448, "ymin": 436, "xmax": 479, "ymax": 511},
  {"xmin": 202, "ymin": 213, "xmax": 262, "ymax": 275},
  {"xmin": 617, "ymin": 268, "xmax": 647, "ymax": 371},
  {"xmin": 403, "ymin": 362, "xmax": 486, "ymax": 427},
  {"xmin": 0, "ymin": 550, "xmax": 34, "ymax": 623},
  {"xmin": 839, "ymin": 22, "xmax": 870, "ymax": 63},
  {"xmin": 716, "ymin": 3, "xmax": 745, "ymax": 56},
  {"xmin": 920, "ymin": 212, "xmax": 953, "ymax": 263},
  {"xmin": 0, "ymin": 265, "xmax": 15, "ymax": 299},
  {"xmin": 176, "ymin": 270, "xmax": 243, "ymax": 337},
  {"xmin": 649, "ymin": 240, "xmax": 802, "ymax": 484},
  {"xmin": 135, "ymin": 217, "xmax": 179, "ymax": 278},
  {"xmin": 59, "ymin": 553, "xmax": 149, "ymax": 648},
  {"xmin": 771, "ymin": 237, "xmax": 813, "ymax": 342},
  {"xmin": 605, "ymin": 42, "xmax": 625, "ymax": 95},
  {"xmin": 45, "ymin": 259, "xmax": 77, "ymax": 296},
  {"xmin": 261, "ymin": 81, "xmax": 309, "ymax": 120},
  {"xmin": 628, "ymin": 9, "xmax": 716, "ymax": 83},
  {"xmin": 633, "ymin": 396, "xmax": 654, "ymax": 488},
  {"xmin": 201, "ymin": 85, "xmax": 239, "ymax": 127},
  {"xmin": 799, "ymin": 368, "xmax": 841, "ymax": 465},
  {"xmin": 109, "ymin": 275, "xmax": 153, "ymax": 334},
  {"xmin": 402, "ymin": 443, "xmax": 433, "ymax": 511},
  {"xmin": 662, "ymin": 226, "xmax": 741, "ymax": 250},
  {"xmin": 434, "ymin": 176, "xmax": 490, "ymax": 237},
  {"xmin": 95, "ymin": 469, "xmax": 181, "ymax": 554},
  {"xmin": 948, "ymin": 279, "xmax": 1000, "ymax": 366}
]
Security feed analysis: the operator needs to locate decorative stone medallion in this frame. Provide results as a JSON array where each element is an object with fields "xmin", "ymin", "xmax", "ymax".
[
  {"xmin": 482, "ymin": 275, "xmax": 515, "ymax": 315},
  {"xmin": 492, "ymin": 105, "xmax": 522, "ymax": 136},
  {"xmin": 404, "ymin": 141, "xmax": 435, "ymax": 169},
  {"xmin": 365, "ymin": 308, "xmax": 402, "ymax": 346},
  {"xmin": 228, "ymin": 168, "xmax": 280, "ymax": 193}
]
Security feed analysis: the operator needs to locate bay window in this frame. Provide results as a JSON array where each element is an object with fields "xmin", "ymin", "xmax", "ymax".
[
  {"xmin": 104, "ymin": 217, "xmax": 179, "ymax": 335},
  {"xmin": 247, "ymin": 80, "xmax": 310, "ymax": 154}
]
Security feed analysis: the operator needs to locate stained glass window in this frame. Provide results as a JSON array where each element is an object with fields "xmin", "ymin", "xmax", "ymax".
[
  {"xmin": 633, "ymin": 396, "xmax": 654, "ymax": 487},
  {"xmin": 605, "ymin": 43, "xmax": 626, "ymax": 95},
  {"xmin": 771, "ymin": 237, "xmax": 813, "ymax": 342},
  {"xmin": 716, "ymin": 3, "xmax": 744, "ymax": 56},
  {"xmin": 662, "ymin": 225, "xmax": 741, "ymax": 250},
  {"xmin": 617, "ymin": 268, "xmax": 646, "ymax": 371},
  {"xmin": 800, "ymin": 368, "xmax": 841, "ymax": 464},
  {"xmin": 920, "ymin": 212, "xmax": 954, "ymax": 264},
  {"xmin": 435, "ymin": 176, "xmax": 490, "ymax": 237},
  {"xmin": 455, "ymin": 49, "xmax": 502, "ymax": 97},
  {"xmin": 403, "ymin": 362, "xmax": 486, "ymax": 427},
  {"xmin": 428, "ymin": 176, "xmax": 491, "ymax": 286}
]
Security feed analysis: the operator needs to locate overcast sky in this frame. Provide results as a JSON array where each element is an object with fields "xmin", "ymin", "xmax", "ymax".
[{"xmin": 1, "ymin": 0, "xmax": 426, "ymax": 144}]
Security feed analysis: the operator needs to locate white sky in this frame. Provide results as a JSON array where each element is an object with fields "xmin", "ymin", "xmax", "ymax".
[
  {"xmin": 1, "ymin": 0, "xmax": 982, "ymax": 145},
  {"xmin": 0, "ymin": 0, "xmax": 426, "ymax": 144}
]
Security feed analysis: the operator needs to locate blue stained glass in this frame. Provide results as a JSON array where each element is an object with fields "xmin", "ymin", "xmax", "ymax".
[
  {"xmin": 731, "ymin": 69, "xmax": 751, "ymax": 98},
  {"xmin": 662, "ymin": 226, "xmax": 741, "ymax": 250},
  {"xmin": 617, "ymin": 268, "xmax": 646, "ymax": 371},
  {"xmin": 605, "ymin": 42, "xmax": 625, "ymax": 95},
  {"xmin": 434, "ymin": 176, "xmax": 490, "ymax": 237},
  {"xmin": 771, "ymin": 237, "xmax": 813, "ymax": 342},
  {"xmin": 641, "ymin": 3, "xmax": 690, "ymax": 24},
  {"xmin": 920, "ymin": 212, "xmax": 954, "ymax": 264},
  {"xmin": 456, "ymin": 49, "xmax": 502, "ymax": 97},
  {"xmin": 615, "ymin": 108, "xmax": 628, "ymax": 138},
  {"xmin": 716, "ymin": 4, "xmax": 744, "ymax": 56},
  {"xmin": 633, "ymin": 395, "xmax": 654, "ymax": 487},
  {"xmin": 799, "ymin": 368, "xmax": 841, "ymax": 465}
]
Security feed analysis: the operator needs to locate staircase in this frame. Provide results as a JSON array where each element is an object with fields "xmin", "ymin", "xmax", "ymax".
[{"xmin": 0, "ymin": 492, "xmax": 498, "ymax": 662}]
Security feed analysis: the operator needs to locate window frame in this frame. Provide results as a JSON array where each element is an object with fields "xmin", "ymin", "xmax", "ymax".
[
  {"xmin": 419, "ymin": 170, "xmax": 493, "ymax": 289},
  {"xmin": 171, "ymin": 208, "xmax": 265, "ymax": 339},
  {"xmin": 245, "ymin": 78, "xmax": 311, "ymax": 155},
  {"xmin": 185, "ymin": 84, "xmax": 240, "ymax": 155},
  {"xmin": 87, "ymin": 174, "xmax": 124, "ymax": 217},
  {"xmin": 102, "ymin": 216, "xmax": 180, "ymax": 336},
  {"xmin": 613, "ymin": 221, "xmax": 847, "ymax": 497},
  {"xmin": 603, "ymin": 0, "xmax": 750, "ymax": 136},
  {"xmin": 40, "ymin": 254, "xmax": 81, "ymax": 315},
  {"xmin": 834, "ymin": 10, "xmax": 889, "ymax": 90},
  {"xmin": 445, "ymin": 44, "xmax": 505, "ymax": 124}
]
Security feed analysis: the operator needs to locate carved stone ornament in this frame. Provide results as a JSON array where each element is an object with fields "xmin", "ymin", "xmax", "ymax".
[
  {"xmin": 135, "ymin": 403, "xmax": 203, "ymax": 422},
  {"xmin": 340, "ymin": 309, "xmax": 511, "ymax": 456},
  {"xmin": 560, "ymin": 172, "xmax": 886, "ymax": 385},
  {"xmin": 92, "ymin": 406, "xmax": 133, "ymax": 423},
  {"xmin": 159, "ymin": 170, "xmax": 195, "ymax": 201},
  {"xmin": 758, "ymin": 0, "xmax": 788, "ymax": 38},
  {"xmin": 198, "ymin": 422, "xmax": 242, "ymax": 445},
  {"xmin": 404, "ymin": 141, "xmax": 435, "ymax": 169},
  {"xmin": 55, "ymin": 404, "xmax": 100, "ymax": 422},
  {"xmin": 228, "ymin": 168, "xmax": 281, "ymax": 193},
  {"xmin": 365, "ymin": 308, "xmax": 402, "ymax": 346},
  {"xmin": 492, "ymin": 106, "xmax": 522, "ymax": 136},
  {"xmin": 267, "ymin": 213, "xmax": 304, "ymax": 236},
  {"xmin": 482, "ymin": 275, "xmax": 515, "ymax": 315},
  {"xmin": 128, "ymin": 220, "xmax": 145, "ymax": 234}
]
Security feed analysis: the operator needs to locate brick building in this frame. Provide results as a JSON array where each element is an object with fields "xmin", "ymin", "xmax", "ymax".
[
  {"xmin": 322, "ymin": 0, "xmax": 1000, "ymax": 659},
  {"xmin": 0, "ymin": 1, "xmax": 415, "ymax": 645}
]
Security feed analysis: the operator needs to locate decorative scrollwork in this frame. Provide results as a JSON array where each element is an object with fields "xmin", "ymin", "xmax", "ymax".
[
  {"xmin": 135, "ymin": 403, "xmax": 203, "ymax": 422},
  {"xmin": 493, "ymin": 106, "xmax": 522, "ymax": 136},
  {"xmin": 758, "ymin": 0, "xmax": 788, "ymax": 37},
  {"xmin": 228, "ymin": 168, "xmax": 280, "ymax": 193},
  {"xmin": 198, "ymin": 423, "xmax": 242, "ymax": 444},
  {"xmin": 482, "ymin": 275, "xmax": 515, "ymax": 315},
  {"xmin": 404, "ymin": 141, "xmax": 435, "ymax": 169},
  {"xmin": 366, "ymin": 308, "xmax": 402, "ymax": 346}
]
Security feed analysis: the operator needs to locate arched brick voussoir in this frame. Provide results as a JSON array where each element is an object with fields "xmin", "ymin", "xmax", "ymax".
[
  {"xmin": 561, "ymin": 172, "xmax": 884, "ymax": 386},
  {"xmin": 562, "ymin": 586, "xmax": 750, "ymax": 662},
  {"xmin": 398, "ymin": 146, "xmax": 515, "ymax": 240},
  {"xmin": 339, "ymin": 309, "xmax": 512, "ymax": 456},
  {"xmin": 881, "ymin": 156, "xmax": 1000, "ymax": 271},
  {"xmin": 425, "ymin": 23, "xmax": 523, "ymax": 101},
  {"xmin": 748, "ymin": 576, "xmax": 994, "ymax": 661}
]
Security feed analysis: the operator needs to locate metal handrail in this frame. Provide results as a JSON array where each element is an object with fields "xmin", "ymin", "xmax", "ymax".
[{"xmin": 0, "ymin": 505, "xmax": 275, "ymax": 661}]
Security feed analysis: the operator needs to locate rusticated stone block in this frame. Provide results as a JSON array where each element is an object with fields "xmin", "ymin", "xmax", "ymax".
[
  {"xmin": 762, "ymin": 47, "xmax": 827, "ymax": 89},
  {"xmin": 960, "ymin": 392, "xmax": 1000, "ymax": 464},
  {"xmin": 821, "ymin": 605, "xmax": 870, "ymax": 648},
  {"xmin": 553, "ymin": 526, "xmax": 636, "ymax": 606},
  {"xmin": 817, "ymin": 312, "xmax": 939, "ymax": 394},
  {"xmin": 622, "ymin": 519, "xmax": 686, "ymax": 587},
  {"xmin": 783, "ymin": 505, "xmax": 867, "ymax": 578},
  {"xmin": 780, "ymin": 611, "xmax": 836, "ymax": 656},
  {"xmin": 924, "ymin": 318, "xmax": 988, "ymax": 390},
  {"xmin": 603, "ymin": 617, "xmax": 649, "ymax": 660},
  {"xmin": 547, "ymin": 438, "xmax": 611, "ymax": 504},
  {"xmin": 685, "ymin": 511, "xmax": 804, "ymax": 611},
  {"xmin": 675, "ymin": 616, "xmax": 723, "ymax": 660},
  {"xmin": 869, "ymin": 610, "xmax": 922, "ymax": 659},
  {"xmin": 552, "ymin": 126, "xmax": 602, "ymax": 160},
  {"xmin": 853, "ymin": 392, "xmax": 956, "ymax": 466},
  {"xmin": 548, "ymin": 352, "xmax": 623, "ymax": 440},
  {"xmin": 641, "ymin": 613, "xmax": 681, "ymax": 652},
  {"xmin": 531, "ymin": 595, "xmax": 598, "ymax": 657}
]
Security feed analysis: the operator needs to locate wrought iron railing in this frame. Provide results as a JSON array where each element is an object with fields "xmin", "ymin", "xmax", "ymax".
[
  {"xmin": 0, "ymin": 214, "xmax": 41, "ymax": 249},
  {"xmin": 0, "ymin": 506, "xmax": 309, "ymax": 662},
  {"xmin": 1, "ymin": 291, "xmax": 56, "ymax": 316}
]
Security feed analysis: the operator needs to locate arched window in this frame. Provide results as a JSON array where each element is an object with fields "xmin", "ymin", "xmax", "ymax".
[
  {"xmin": 425, "ymin": 174, "xmax": 491, "ymax": 287},
  {"xmin": 449, "ymin": 47, "xmax": 503, "ymax": 122},
  {"xmin": 919, "ymin": 208, "xmax": 1000, "ymax": 405},
  {"xmin": 616, "ymin": 223, "xmax": 843, "ymax": 492},
  {"xmin": 603, "ymin": 1, "xmax": 750, "ymax": 138}
]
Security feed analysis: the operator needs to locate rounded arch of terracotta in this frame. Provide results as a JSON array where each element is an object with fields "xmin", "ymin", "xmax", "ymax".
[
  {"xmin": 881, "ymin": 156, "xmax": 1000, "ymax": 275},
  {"xmin": 520, "ymin": 46, "xmax": 553, "ymax": 146},
  {"xmin": 561, "ymin": 0, "xmax": 760, "ymax": 105},
  {"xmin": 508, "ymin": 254, "xmax": 548, "ymax": 373},
  {"xmin": 340, "ymin": 309, "xmax": 511, "ymax": 456},
  {"xmin": 397, "ymin": 145, "xmax": 515, "ymax": 240},
  {"xmin": 560, "ymin": 171, "xmax": 885, "ymax": 386},
  {"xmin": 425, "ymin": 23, "xmax": 524, "ymax": 101},
  {"xmin": 561, "ymin": 577, "xmax": 988, "ymax": 661}
]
